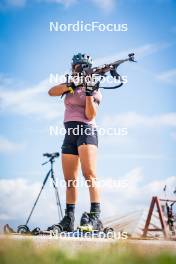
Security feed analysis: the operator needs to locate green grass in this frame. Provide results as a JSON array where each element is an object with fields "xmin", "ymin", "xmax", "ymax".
[{"xmin": 0, "ymin": 238, "xmax": 176, "ymax": 264}]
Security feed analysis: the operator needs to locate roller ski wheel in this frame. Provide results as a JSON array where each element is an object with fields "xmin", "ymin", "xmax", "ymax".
[
  {"xmin": 50, "ymin": 224, "xmax": 63, "ymax": 235},
  {"xmin": 31, "ymin": 227, "xmax": 41, "ymax": 236},
  {"xmin": 17, "ymin": 225, "xmax": 30, "ymax": 234},
  {"xmin": 103, "ymin": 227, "xmax": 114, "ymax": 234}
]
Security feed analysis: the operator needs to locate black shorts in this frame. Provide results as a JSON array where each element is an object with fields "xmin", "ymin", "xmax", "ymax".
[{"xmin": 61, "ymin": 121, "xmax": 98, "ymax": 155}]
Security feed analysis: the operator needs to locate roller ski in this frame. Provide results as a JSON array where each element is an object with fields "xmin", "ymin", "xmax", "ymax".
[
  {"xmin": 47, "ymin": 211, "xmax": 104, "ymax": 236},
  {"xmin": 3, "ymin": 224, "xmax": 42, "ymax": 236},
  {"xmin": 46, "ymin": 211, "xmax": 114, "ymax": 239}
]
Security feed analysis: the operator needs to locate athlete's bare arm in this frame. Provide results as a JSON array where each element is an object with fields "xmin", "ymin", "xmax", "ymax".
[
  {"xmin": 48, "ymin": 83, "xmax": 70, "ymax": 96},
  {"xmin": 85, "ymin": 96, "xmax": 97, "ymax": 121}
]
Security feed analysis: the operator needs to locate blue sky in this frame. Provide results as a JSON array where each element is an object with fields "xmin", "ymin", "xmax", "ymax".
[{"xmin": 0, "ymin": 0, "xmax": 176, "ymax": 229}]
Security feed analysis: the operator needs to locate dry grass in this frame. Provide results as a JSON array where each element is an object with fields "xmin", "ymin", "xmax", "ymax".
[{"xmin": 0, "ymin": 238, "xmax": 176, "ymax": 264}]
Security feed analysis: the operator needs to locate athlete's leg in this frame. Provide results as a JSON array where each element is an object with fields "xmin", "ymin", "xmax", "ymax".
[
  {"xmin": 78, "ymin": 144, "xmax": 100, "ymax": 203},
  {"xmin": 61, "ymin": 153, "xmax": 80, "ymax": 204},
  {"xmin": 78, "ymin": 144, "xmax": 103, "ymax": 231}
]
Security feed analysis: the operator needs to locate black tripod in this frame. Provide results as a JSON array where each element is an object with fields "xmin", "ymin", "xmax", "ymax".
[{"xmin": 17, "ymin": 152, "xmax": 63, "ymax": 233}]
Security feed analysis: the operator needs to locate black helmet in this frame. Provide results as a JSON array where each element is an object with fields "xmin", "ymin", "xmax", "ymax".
[{"xmin": 72, "ymin": 53, "xmax": 93, "ymax": 67}]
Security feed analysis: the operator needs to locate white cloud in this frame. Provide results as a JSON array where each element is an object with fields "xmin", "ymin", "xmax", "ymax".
[
  {"xmin": 0, "ymin": 75, "xmax": 64, "ymax": 120},
  {"xmin": 1, "ymin": 169, "xmax": 175, "ymax": 228},
  {"xmin": 91, "ymin": 0, "xmax": 115, "ymax": 13},
  {"xmin": 0, "ymin": 0, "xmax": 116, "ymax": 12},
  {"xmin": 0, "ymin": 0, "xmax": 26, "ymax": 9},
  {"xmin": 1, "ymin": 73, "xmax": 176, "ymax": 153},
  {"xmin": 100, "ymin": 112, "xmax": 176, "ymax": 128},
  {"xmin": 0, "ymin": 0, "xmax": 76, "ymax": 9},
  {"xmin": 0, "ymin": 40, "xmax": 174, "ymax": 121},
  {"xmin": 0, "ymin": 178, "xmax": 65, "ymax": 228},
  {"xmin": 0, "ymin": 136, "xmax": 25, "ymax": 153},
  {"xmin": 157, "ymin": 68, "xmax": 176, "ymax": 85},
  {"xmin": 135, "ymin": 42, "xmax": 172, "ymax": 59},
  {"xmin": 1, "ymin": 0, "xmax": 115, "ymax": 11},
  {"xmin": 170, "ymin": 131, "xmax": 176, "ymax": 141},
  {"xmin": 6, "ymin": 0, "xmax": 26, "ymax": 7},
  {"xmin": 94, "ymin": 42, "xmax": 172, "ymax": 66},
  {"xmin": 38, "ymin": 0, "xmax": 77, "ymax": 7},
  {"xmin": 100, "ymin": 167, "xmax": 176, "ymax": 217}
]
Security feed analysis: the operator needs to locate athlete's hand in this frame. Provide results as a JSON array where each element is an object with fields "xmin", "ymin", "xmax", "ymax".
[
  {"xmin": 86, "ymin": 85, "xmax": 94, "ymax": 96},
  {"xmin": 67, "ymin": 82, "xmax": 77, "ymax": 94},
  {"xmin": 68, "ymin": 82, "xmax": 76, "ymax": 90}
]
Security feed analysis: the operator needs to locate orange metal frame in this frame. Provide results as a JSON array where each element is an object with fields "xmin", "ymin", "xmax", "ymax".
[{"xmin": 143, "ymin": 196, "xmax": 176, "ymax": 238}]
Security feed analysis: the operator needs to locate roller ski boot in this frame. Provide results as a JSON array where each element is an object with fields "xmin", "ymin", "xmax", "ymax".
[
  {"xmin": 78, "ymin": 212, "xmax": 114, "ymax": 238},
  {"xmin": 79, "ymin": 212, "xmax": 103, "ymax": 232},
  {"xmin": 47, "ymin": 211, "xmax": 75, "ymax": 234}
]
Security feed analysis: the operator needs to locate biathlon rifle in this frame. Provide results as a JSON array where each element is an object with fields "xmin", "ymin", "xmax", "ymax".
[{"xmin": 66, "ymin": 53, "xmax": 137, "ymax": 91}]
